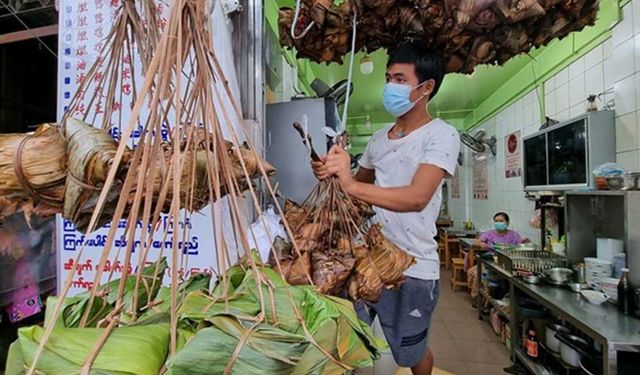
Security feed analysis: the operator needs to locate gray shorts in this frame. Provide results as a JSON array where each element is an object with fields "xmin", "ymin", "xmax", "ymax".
[{"xmin": 354, "ymin": 278, "xmax": 439, "ymax": 367}]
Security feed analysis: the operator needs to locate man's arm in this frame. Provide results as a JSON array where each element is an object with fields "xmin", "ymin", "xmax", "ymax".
[
  {"xmin": 325, "ymin": 146, "xmax": 445, "ymax": 212},
  {"xmin": 345, "ymin": 164, "xmax": 444, "ymax": 212},
  {"xmin": 311, "ymin": 157, "xmax": 375, "ymax": 183},
  {"xmin": 354, "ymin": 166, "xmax": 375, "ymax": 183}
]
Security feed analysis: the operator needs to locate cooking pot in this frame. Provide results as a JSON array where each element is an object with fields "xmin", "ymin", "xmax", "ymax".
[
  {"xmin": 544, "ymin": 267, "xmax": 573, "ymax": 285},
  {"xmin": 555, "ymin": 331, "xmax": 589, "ymax": 368},
  {"xmin": 545, "ymin": 323, "xmax": 569, "ymax": 353}
]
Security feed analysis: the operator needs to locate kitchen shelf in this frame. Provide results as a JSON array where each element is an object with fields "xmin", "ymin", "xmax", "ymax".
[
  {"xmin": 515, "ymin": 347, "xmax": 547, "ymax": 375},
  {"xmin": 479, "ymin": 288, "xmax": 511, "ymax": 320},
  {"xmin": 538, "ymin": 342, "xmax": 580, "ymax": 371},
  {"xmin": 564, "ymin": 190, "xmax": 630, "ymax": 196}
]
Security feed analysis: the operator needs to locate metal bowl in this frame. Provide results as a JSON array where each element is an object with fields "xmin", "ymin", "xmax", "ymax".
[
  {"xmin": 523, "ymin": 274, "xmax": 543, "ymax": 284},
  {"xmin": 567, "ymin": 282, "xmax": 582, "ymax": 293},
  {"xmin": 545, "ymin": 267, "xmax": 574, "ymax": 283}
]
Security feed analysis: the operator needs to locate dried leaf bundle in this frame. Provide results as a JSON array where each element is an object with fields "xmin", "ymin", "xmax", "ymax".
[
  {"xmin": 0, "ymin": 124, "xmax": 66, "ymax": 221},
  {"xmin": 279, "ymin": 0, "xmax": 599, "ymax": 73},
  {"xmin": 271, "ymin": 131, "xmax": 414, "ymax": 301},
  {"xmin": 347, "ymin": 224, "xmax": 416, "ymax": 301},
  {"xmin": 0, "ymin": 119, "xmax": 274, "ymax": 232}
]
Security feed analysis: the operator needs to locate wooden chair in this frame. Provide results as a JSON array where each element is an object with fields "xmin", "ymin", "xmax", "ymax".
[
  {"xmin": 450, "ymin": 257, "xmax": 467, "ymax": 291},
  {"xmin": 442, "ymin": 230, "xmax": 460, "ymax": 270}
]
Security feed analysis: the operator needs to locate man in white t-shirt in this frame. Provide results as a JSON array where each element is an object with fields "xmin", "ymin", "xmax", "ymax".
[{"xmin": 312, "ymin": 42, "xmax": 460, "ymax": 375}]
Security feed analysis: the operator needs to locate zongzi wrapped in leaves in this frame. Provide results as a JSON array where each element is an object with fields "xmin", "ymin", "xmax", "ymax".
[{"xmin": 348, "ymin": 224, "xmax": 415, "ymax": 302}]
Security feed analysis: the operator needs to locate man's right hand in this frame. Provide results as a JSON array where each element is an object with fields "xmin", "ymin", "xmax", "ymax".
[{"xmin": 311, "ymin": 155, "xmax": 329, "ymax": 180}]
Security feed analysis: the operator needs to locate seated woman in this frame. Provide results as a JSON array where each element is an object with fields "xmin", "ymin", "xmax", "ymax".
[
  {"xmin": 475, "ymin": 212, "xmax": 523, "ymax": 250},
  {"xmin": 468, "ymin": 212, "xmax": 526, "ymax": 302}
]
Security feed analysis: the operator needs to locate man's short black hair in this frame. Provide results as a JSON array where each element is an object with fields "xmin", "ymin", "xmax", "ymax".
[
  {"xmin": 494, "ymin": 212, "xmax": 510, "ymax": 223},
  {"xmin": 386, "ymin": 42, "xmax": 445, "ymax": 99}
]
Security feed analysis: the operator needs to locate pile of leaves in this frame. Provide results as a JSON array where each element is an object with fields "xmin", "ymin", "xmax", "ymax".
[
  {"xmin": 6, "ymin": 255, "xmax": 386, "ymax": 374},
  {"xmin": 279, "ymin": 0, "xmax": 600, "ymax": 73}
]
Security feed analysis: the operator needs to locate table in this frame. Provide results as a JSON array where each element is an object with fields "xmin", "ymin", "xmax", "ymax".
[
  {"xmin": 460, "ymin": 238, "xmax": 486, "ymax": 268},
  {"xmin": 514, "ymin": 279, "xmax": 640, "ymax": 375},
  {"xmin": 440, "ymin": 227, "xmax": 478, "ymax": 269},
  {"xmin": 443, "ymin": 227, "xmax": 478, "ymax": 238}
]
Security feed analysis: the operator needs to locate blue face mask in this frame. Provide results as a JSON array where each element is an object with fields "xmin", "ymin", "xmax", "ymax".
[
  {"xmin": 495, "ymin": 222, "xmax": 508, "ymax": 232},
  {"xmin": 382, "ymin": 82, "xmax": 427, "ymax": 117}
]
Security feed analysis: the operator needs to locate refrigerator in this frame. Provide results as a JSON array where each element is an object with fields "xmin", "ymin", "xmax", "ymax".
[{"xmin": 266, "ymin": 98, "xmax": 340, "ymax": 203}]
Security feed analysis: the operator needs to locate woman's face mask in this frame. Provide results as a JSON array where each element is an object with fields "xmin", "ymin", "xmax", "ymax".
[
  {"xmin": 382, "ymin": 81, "xmax": 428, "ymax": 117},
  {"xmin": 495, "ymin": 222, "xmax": 508, "ymax": 232}
]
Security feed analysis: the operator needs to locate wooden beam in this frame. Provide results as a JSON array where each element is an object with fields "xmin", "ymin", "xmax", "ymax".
[{"xmin": 0, "ymin": 24, "xmax": 57, "ymax": 45}]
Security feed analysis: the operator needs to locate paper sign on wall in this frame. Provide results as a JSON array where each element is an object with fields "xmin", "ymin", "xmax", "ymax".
[
  {"xmin": 451, "ymin": 169, "xmax": 461, "ymax": 199},
  {"xmin": 505, "ymin": 131, "xmax": 522, "ymax": 178},
  {"xmin": 473, "ymin": 158, "xmax": 488, "ymax": 200}
]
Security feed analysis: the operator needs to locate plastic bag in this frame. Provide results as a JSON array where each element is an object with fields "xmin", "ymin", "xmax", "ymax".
[
  {"xmin": 592, "ymin": 162, "xmax": 625, "ymax": 177},
  {"xmin": 247, "ymin": 206, "xmax": 288, "ymax": 262}
]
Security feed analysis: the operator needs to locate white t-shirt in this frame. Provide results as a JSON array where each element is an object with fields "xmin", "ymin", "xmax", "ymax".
[{"xmin": 358, "ymin": 118, "xmax": 460, "ymax": 280}]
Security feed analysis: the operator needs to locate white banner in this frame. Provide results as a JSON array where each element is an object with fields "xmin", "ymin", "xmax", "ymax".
[{"xmin": 56, "ymin": 0, "xmax": 244, "ymax": 296}]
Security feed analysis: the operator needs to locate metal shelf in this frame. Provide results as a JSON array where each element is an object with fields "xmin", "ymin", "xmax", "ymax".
[
  {"xmin": 515, "ymin": 347, "xmax": 547, "ymax": 375},
  {"xmin": 479, "ymin": 288, "xmax": 511, "ymax": 320},
  {"xmin": 564, "ymin": 190, "xmax": 638, "ymax": 196}
]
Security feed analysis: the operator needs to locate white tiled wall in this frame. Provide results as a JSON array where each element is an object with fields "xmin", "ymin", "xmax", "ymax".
[
  {"xmin": 450, "ymin": 0, "xmax": 640, "ymax": 237},
  {"xmin": 450, "ymin": 90, "xmax": 540, "ymax": 243}
]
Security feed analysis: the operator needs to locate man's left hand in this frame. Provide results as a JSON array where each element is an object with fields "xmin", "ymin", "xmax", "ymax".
[{"xmin": 325, "ymin": 145, "xmax": 356, "ymax": 192}]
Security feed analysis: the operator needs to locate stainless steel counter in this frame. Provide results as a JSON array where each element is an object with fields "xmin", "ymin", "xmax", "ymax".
[
  {"xmin": 442, "ymin": 227, "xmax": 478, "ymax": 238},
  {"xmin": 459, "ymin": 237, "xmax": 477, "ymax": 249},
  {"xmin": 514, "ymin": 280, "xmax": 640, "ymax": 374}
]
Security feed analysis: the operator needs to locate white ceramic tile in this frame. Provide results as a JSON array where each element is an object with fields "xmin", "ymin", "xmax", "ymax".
[
  {"xmin": 532, "ymin": 93, "xmax": 542, "ymax": 122},
  {"xmin": 617, "ymin": 150, "xmax": 640, "ymax": 171},
  {"xmin": 555, "ymin": 67, "xmax": 569, "ymax": 87},
  {"xmin": 634, "ymin": 0, "xmax": 640, "ymax": 36},
  {"xmin": 524, "ymin": 103, "xmax": 534, "ymax": 126},
  {"xmin": 525, "ymin": 90, "xmax": 535, "ymax": 106},
  {"xmin": 585, "ymin": 63, "xmax": 605, "ymax": 98},
  {"xmin": 612, "ymin": 3, "xmax": 634, "ymax": 47},
  {"xmin": 556, "ymin": 110, "xmax": 570, "ymax": 122},
  {"xmin": 604, "ymin": 57, "xmax": 616, "ymax": 91},
  {"xmin": 570, "ymin": 104, "xmax": 585, "ymax": 117},
  {"xmin": 569, "ymin": 73, "xmax": 586, "ymax": 107},
  {"xmin": 569, "ymin": 57, "xmax": 585, "ymax": 80},
  {"xmin": 584, "ymin": 44, "xmax": 604, "ymax": 69},
  {"xmin": 615, "ymin": 112, "xmax": 639, "ymax": 152},
  {"xmin": 545, "ymin": 89, "xmax": 556, "ymax": 117},
  {"xmin": 615, "ymin": 74, "xmax": 637, "ymax": 116},
  {"xmin": 635, "ymin": 73, "xmax": 640, "ymax": 115},
  {"xmin": 634, "ymin": 34, "xmax": 640, "ymax": 74},
  {"xmin": 611, "ymin": 37, "xmax": 636, "ymax": 83},
  {"xmin": 603, "ymin": 38, "xmax": 613, "ymax": 59},
  {"xmin": 555, "ymin": 83, "xmax": 570, "ymax": 114}
]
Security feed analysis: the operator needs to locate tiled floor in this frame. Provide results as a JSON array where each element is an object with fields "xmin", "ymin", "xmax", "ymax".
[{"xmin": 360, "ymin": 269, "xmax": 513, "ymax": 375}]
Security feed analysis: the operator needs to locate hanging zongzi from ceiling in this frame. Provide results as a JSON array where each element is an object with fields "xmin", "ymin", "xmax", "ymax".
[{"xmin": 279, "ymin": 0, "xmax": 599, "ymax": 73}]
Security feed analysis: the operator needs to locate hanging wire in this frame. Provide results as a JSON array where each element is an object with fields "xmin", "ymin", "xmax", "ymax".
[
  {"xmin": 0, "ymin": 0, "xmax": 57, "ymax": 58},
  {"xmin": 338, "ymin": 12, "xmax": 357, "ymax": 134},
  {"xmin": 290, "ymin": 0, "xmax": 314, "ymax": 39}
]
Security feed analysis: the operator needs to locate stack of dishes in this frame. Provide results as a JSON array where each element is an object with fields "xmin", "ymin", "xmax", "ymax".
[
  {"xmin": 613, "ymin": 253, "xmax": 626, "ymax": 279},
  {"xmin": 585, "ymin": 257, "xmax": 613, "ymax": 289},
  {"xmin": 596, "ymin": 238, "xmax": 623, "ymax": 263}
]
